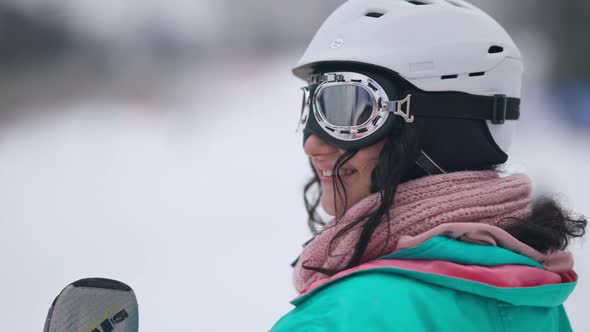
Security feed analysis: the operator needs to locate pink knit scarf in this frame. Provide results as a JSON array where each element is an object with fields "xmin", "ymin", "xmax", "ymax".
[{"xmin": 293, "ymin": 171, "xmax": 533, "ymax": 292}]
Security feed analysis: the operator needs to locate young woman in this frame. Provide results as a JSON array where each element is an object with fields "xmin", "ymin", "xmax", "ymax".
[{"xmin": 271, "ymin": 0, "xmax": 587, "ymax": 331}]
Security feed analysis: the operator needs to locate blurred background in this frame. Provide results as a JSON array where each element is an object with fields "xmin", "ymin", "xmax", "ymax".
[{"xmin": 0, "ymin": 0, "xmax": 588, "ymax": 331}]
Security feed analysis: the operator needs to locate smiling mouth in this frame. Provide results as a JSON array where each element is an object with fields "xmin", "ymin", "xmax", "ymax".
[{"xmin": 319, "ymin": 168, "xmax": 357, "ymax": 177}]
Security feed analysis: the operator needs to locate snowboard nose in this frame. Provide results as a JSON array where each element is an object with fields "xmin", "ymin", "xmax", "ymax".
[{"xmin": 43, "ymin": 278, "xmax": 138, "ymax": 332}]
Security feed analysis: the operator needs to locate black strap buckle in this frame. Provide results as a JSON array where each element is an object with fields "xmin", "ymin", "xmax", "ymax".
[{"xmin": 492, "ymin": 94, "xmax": 508, "ymax": 124}]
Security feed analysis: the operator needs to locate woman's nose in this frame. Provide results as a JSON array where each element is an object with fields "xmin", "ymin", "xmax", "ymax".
[{"xmin": 304, "ymin": 134, "xmax": 340, "ymax": 157}]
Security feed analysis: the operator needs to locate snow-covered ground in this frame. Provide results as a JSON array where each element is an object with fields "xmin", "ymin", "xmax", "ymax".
[{"xmin": 0, "ymin": 57, "xmax": 588, "ymax": 331}]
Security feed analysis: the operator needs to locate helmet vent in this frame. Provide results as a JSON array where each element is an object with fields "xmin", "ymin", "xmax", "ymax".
[
  {"xmin": 488, "ymin": 45, "xmax": 504, "ymax": 54},
  {"xmin": 406, "ymin": 1, "xmax": 431, "ymax": 5},
  {"xmin": 365, "ymin": 12, "xmax": 385, "ymax": 18},
  {"xmin": 469, "ymin": 72, "xmax": 485, "ymax": 77},
  {"xmin": 444, "ymin": 0, "xmax": 467, "ymax": 8},
  {"xmin": 441, "ymin": 74, "xmax": 458, "ymax": 80}
]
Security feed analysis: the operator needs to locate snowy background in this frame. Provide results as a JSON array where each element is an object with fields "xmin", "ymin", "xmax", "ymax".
[{"xmin": 0, "ymin": 1, "xmax": 589, "ymax": 331}]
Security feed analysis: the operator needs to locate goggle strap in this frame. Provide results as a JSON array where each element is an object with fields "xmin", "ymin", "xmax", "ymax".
[{"xmin": 409, "ymin": 93, "xmax": 520, "ymax": 124}]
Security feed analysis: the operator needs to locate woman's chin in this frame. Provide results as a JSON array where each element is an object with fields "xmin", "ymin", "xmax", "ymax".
[
  {"xmin": 321, "ymin": 197, "xmax": 349, "ymax": 218},
  {"xmin": 321, "ymin": 198, "xmax": 336, "ymax": 217}
]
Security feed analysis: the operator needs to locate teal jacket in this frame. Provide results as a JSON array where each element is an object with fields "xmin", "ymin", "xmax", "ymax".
[{"xmin": 271, "ymin": 236, "xmax": 577, "ymax": 332}]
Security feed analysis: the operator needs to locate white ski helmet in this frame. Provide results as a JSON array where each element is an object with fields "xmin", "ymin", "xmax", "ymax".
[{"xmin": 293, "ymin": 0, "xmax": 523, "ymax": 164}]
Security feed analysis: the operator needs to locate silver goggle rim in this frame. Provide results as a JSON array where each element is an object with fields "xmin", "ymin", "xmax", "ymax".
[{"xmin": 297, "ymin": 72, "xmax": 413, "ymax": 142}]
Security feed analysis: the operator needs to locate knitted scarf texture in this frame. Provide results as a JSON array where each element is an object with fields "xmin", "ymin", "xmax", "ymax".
[{"xmin": 293, "ymin": 170, "xmax": 534, "ymax": 292}]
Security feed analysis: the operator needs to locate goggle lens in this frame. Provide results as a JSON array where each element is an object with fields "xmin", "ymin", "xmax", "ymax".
[{"xmin": 316, "ymin": 85, "xmax": 374, "ymax": 127}]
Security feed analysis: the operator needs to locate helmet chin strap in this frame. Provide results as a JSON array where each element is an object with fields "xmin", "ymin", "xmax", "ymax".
[{"xmin": 415, "ymin": 150, "xmax": 446, "ymax": 175}]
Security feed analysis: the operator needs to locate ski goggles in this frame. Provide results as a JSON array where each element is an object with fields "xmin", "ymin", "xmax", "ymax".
[
  {"xmin": 297, "ymin": 71, "xmax": 521, "ymax": 151},
  {"xmin": 297, "ymin": 72, "xmax": 411, "ymax": 150}
]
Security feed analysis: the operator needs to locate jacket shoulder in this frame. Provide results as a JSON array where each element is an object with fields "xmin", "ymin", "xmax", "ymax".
[{"xmin": 271, "ymin": 271, "xmax": 502, "ymax": 332}]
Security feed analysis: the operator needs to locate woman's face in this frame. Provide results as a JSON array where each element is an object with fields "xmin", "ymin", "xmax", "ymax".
[{"xmin": 304, "ymin": 134, "xmax": 384, "ymax": 217}]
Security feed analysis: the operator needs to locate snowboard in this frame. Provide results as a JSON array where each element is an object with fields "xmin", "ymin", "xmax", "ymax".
[{"xmin": 43, "ymin": 278, "xmax": 138, "ymax": 332}]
